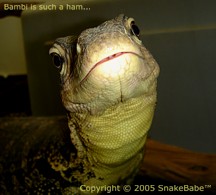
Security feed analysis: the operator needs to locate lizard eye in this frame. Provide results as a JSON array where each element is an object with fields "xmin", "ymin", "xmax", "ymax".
[
  {"xmin": 130, "ymin": 21, "xmax": 140, "ymax": 37},
  {"xmin": 51, "ymin": 53, "xmax": 64, "ymax": 70}
]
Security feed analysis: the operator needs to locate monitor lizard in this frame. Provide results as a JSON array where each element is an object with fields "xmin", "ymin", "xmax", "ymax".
[{"xmin": 0, "ymin": 14, "xmax": 159, "ymax": 194}]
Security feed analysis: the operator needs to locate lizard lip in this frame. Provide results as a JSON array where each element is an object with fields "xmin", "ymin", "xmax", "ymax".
[{"xmin": 80, "ymin": 51, "xmax": 144, "ymax": 84}]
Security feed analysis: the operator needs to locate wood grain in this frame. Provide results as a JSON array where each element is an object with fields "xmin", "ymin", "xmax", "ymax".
[{"xmin": 141, "ymin": 139, "xmax": 216, "ymax": 190}]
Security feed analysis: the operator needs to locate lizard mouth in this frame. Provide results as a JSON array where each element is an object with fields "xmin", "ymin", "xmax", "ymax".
[{"xmin": 80, "ymin": 51, "xmax": 144, "ymax": 84}]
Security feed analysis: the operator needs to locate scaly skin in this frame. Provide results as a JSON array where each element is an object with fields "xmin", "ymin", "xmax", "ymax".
[{"xmin": 49, "ymin": 14, "xmax": 159, "ymax": 194}]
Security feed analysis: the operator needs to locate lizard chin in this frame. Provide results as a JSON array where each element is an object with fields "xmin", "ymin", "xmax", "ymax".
[{"xmin": 80, "ymin": 51, "xmax": 144, "ymax": 84}]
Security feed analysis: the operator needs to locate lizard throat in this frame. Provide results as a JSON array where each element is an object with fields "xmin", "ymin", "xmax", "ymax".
[{"xmin": 80, "ymin": 51, "xmax": 144, "ymax": 84}]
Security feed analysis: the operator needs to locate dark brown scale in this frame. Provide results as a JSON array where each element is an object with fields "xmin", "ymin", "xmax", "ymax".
[{"xmin": 0, "ymin": 117, "xmax": 79, "ymax": 194}]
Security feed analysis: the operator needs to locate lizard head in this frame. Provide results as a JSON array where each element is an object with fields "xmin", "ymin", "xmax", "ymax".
[{"xmin": 49, "ymin": 14, "xmax": 159, "ymax": 115}]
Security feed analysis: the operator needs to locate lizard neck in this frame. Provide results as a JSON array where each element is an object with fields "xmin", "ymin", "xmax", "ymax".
[
  {"xmin": 68, "ymin": 90, "xmax": 157, "ymax": 186},
  {"xmin": 84, "ymin": 95, "xmax": 155, "ymax": 165}
]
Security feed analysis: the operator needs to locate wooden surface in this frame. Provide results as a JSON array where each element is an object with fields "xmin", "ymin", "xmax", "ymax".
[{"xmin": 141, "ymin": 139, "xmax": 216, "ymax": 191}]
